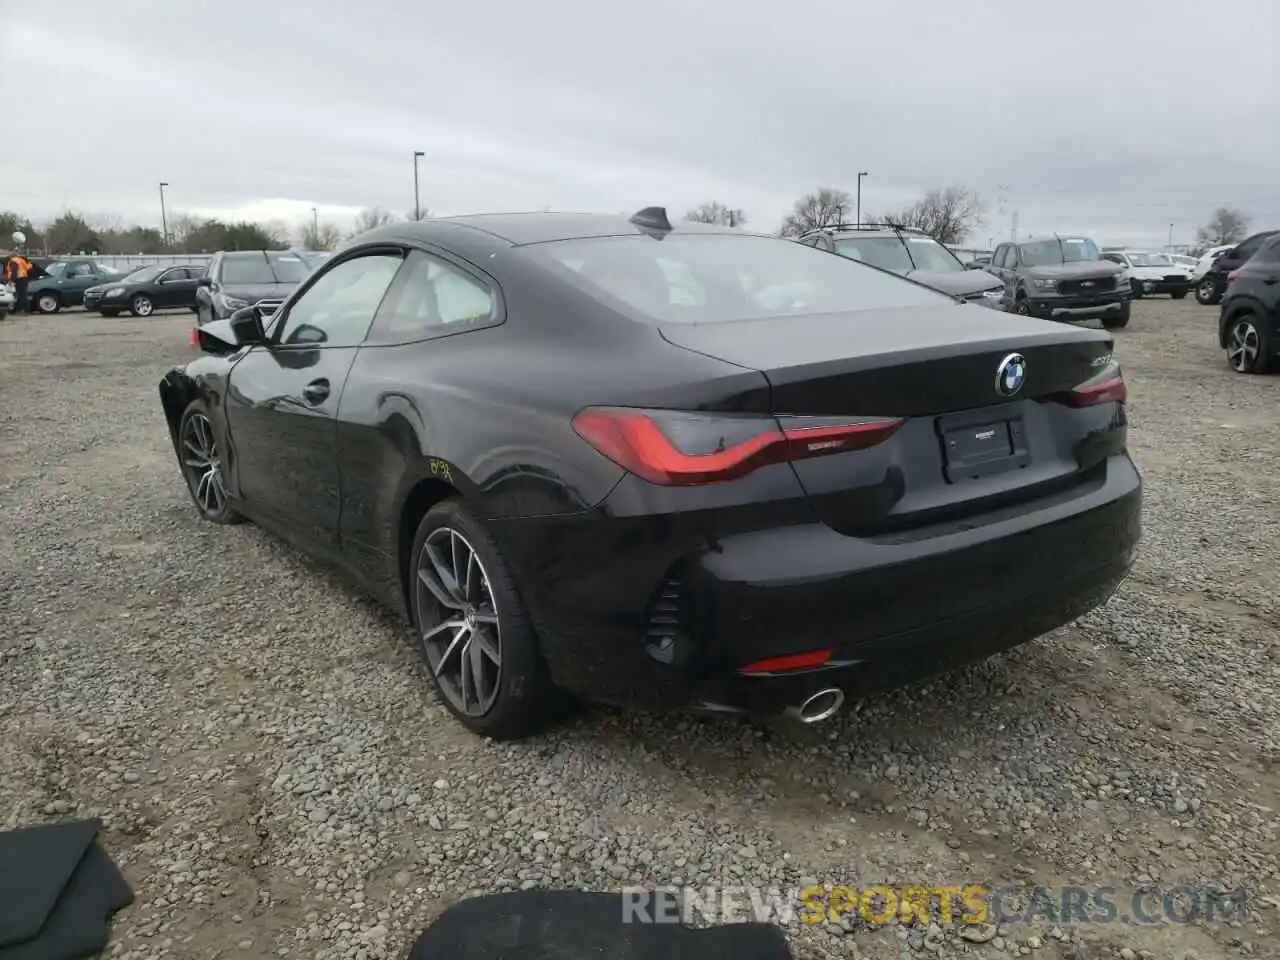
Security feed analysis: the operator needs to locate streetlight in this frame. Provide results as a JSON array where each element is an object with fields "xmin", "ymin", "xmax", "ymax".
[
  {"xmin": 312, "ymin": 207, "xmax": 319, "ymax": 239},
  {"xmin": 1167, "ymin": 222, "xmax": 1175, "ymax": 250},
  {"xmin": 856, "ymin": 172, "xmax": 868, "ymax": 228},
  {"xmin": 413, "ymin": 151, "xmax": 425, "ymax": 221},
  {"xmin": 158, "ymin": 181, "xmax": 170, "ymax": 247}
]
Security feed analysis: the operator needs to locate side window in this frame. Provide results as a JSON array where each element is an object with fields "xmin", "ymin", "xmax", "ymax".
[
  {"xmin": 993, "ymin": 245, "xmax": 1007, "ymax": 268},
  {"xmin": 278, "ymin": 253, "xmax": 403, "ymax": 348},
  {"xmin": 1007, "ymin": 246, "xmax": 1021, "ymax": 267},
  {"xmin": 157, "ymin": 268, "xmax": 182, "ymax": 283},
  {"xmin": 1101, "ymin": 253, "xmax": 1124, "ymax": 265},
  {"xmin": 1250, "ymin": 236, "xmax": 1280, "ymax": 264},
  {"xmin": 1235, "ymin": 234, "xmax": 1271, "ymax": 261},
  {"xmin": 374, "ymin": 250, "xmax": 497, "ymax": 340},
  {"xmin": 66, "ymin": 262, "xmax": 94, "ymax": 279}
]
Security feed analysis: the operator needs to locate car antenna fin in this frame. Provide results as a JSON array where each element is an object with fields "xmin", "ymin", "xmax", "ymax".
[{"xmin": 629, "ymin": 207, "xmax": 672, "ymax": 232}]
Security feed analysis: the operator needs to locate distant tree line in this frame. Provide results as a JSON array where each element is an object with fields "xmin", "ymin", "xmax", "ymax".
[
  {"xmin": 0, "ymin": 205, "xmax": 421, "ymax": 256},
  {"xmin": 2, "ymin": 197, "xmax": 1255, "ymax": 256}
]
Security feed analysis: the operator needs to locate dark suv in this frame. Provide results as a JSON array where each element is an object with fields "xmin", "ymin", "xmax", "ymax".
[
  {"xmin": 1195, "ymin": 230, "xmax": 1280, "ymax": 306},
  {"xmin": 798, "ymin": 224, "xmax": 1006, "ymax": 306},
  {"xmin": 194, "ymin": 249, "xmax": 315, "ymax": 326},
  {"xmin": 1218, "ymin": 233, "xmax": 1280, "ymax": 374},
  {"xmin": 988, "ymin": 236, "xmax": 1130, "ymax": 329}
]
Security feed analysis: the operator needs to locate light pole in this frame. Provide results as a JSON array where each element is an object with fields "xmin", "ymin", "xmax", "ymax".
[
  {"xmin": 312, "ymin": 207, "xmax": 319, "ymax": 240},
  {"xmin": 413, "ymin": 151, "xmax": 425, "ymax": 221},
  {"xmin": 856, "ymin": 172, "xmax": 868, "ymax": 228},
  {"xmin": 158, "ymin": 181, "xmax": 169, "ymax": 247},
  {"xmin": 1167, "ymin": 222, "xmax": 1175, "ymax": 250}
]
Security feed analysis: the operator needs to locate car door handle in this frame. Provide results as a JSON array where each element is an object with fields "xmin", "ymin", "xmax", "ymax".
[{"xmin": 302, "ymin": 379, "xmax": 330, "ymax": 405}]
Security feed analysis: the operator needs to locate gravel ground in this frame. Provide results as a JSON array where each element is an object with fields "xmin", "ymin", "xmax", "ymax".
[{"xmin": 1, "ymin": 299, "xmax": 1277, "ymax": 960}]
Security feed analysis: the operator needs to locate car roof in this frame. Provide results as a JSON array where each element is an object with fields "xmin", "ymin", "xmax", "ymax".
[
  {"xmin": 1016, "ymin": 235, "xmax": 1093, "ymax": 245},
  {"xmin": 358, "ymin": 211, "xmax": 743, "ymax": 248},
  {"xmin": 804, "ymin": 225, "xmax": 929, "ymax": 241}
]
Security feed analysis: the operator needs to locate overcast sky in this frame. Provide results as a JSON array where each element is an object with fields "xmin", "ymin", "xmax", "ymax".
[{"xmin": 2, "ymin": 0, "xmax": 1275, "ymax": 248}]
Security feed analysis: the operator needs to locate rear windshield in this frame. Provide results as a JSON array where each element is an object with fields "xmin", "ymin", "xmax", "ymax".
[
  {"xmin": 524, "ymin": 233, "xmax": 948, "ymax": 324},
  {"xmin": 834, "ymin": 237, "xmax": 914, "ymax": 272},
  {"xmin": 219, "ymin": 251, "xmax": 311, "ymax": 284}
]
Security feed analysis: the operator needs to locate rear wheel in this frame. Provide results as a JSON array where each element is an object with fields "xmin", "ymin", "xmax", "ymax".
[
  {"xmin": 1225, "ymin": 313, "xmax": 1274, "ymax": 375},
  {"xmin": 34, "ymin": 292, "xmax": 60, "ymax": 314},
  {"xmin": 177, "ymin": 400, "xmax": 244, "ymax": 524},
  {"xmin": 409, "ymin": 498, "xmax": 560, "ymax": 740},
  {"xmin": 130, "ymin": 294, "xmax": 154, "ymax": 317},
  {"xmin": 1129, "ymin": 280, "xmax": 1144, "ymax": 299},
  {"xmin": 1101, "ymin": 302, "xmax": 1131, "ymax": 330},
  {"xmin": 1195, "ymin": 278, "xmax": 1221, "ymax": 305}
]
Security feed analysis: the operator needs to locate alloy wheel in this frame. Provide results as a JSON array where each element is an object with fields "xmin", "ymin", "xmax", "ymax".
[
  {"xmin": 181, "ymin": 413, "xmax": 227, "ymax": 514},
  {"xmin": 36, "ymin": 294, "xmax": 57, "ymax": 313},
  {"xmin": 416, "ymin": 528, "xmax": 502, "ymax": 716},
  {"xmin": 1198, "ymin": 280, "xmax": 1216, "ymax": 300},
  {"xmin": 1227, "ymin": 319, "xmax": 1260, "ymax": 373},
  {"xmin": 132, "ymin": 295, "xmax": 153, "ymax": 317}
]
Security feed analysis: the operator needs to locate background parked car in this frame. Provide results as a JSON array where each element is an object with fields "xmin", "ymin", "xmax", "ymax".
[
  {"xmin": 1101, "ymin": 249, "xmax": 1191, "ymax": 298},
  {"xmin": 798, "ymin": 225, "xmax": 1005, "ymax": 306},
  {"xmin": 1170, "ymin": 254, "xmax": 1199, "ymax": 272},
  {"xmin": 1189, "ymin": 244, "xmax": 1235, "ymax": 283},
  {"xmin": 1218, "ymin": 233, "xmax": 1280, "ymax": 375},
  {"xmin": 194, "ymin": 249, "xmax": 314, "ymax": 325},
  {"xmin": 1196, "ymin": 230, "xmax": 1280, "ymax": 305},
  {"xmin": 988, "ymin": 236, "xmax": 1131, "ymax": 329},
  {"xmin": 83, "ymin": 263, "xmax": 207, "ymax": 317},
  {"xmin": 25, "ymin": 258, "xmax": 128, "ymax": 314}
]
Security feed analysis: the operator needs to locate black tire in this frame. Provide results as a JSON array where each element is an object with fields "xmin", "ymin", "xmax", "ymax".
[
  {"xmin": 1224, "ymin": 312, "xmax": 1274, "ymax": 375},
  {"xmin": 33, "ymin": 292, "xmax": 60, "ymax": 314},
  {"xmin": 1195, "ymin": 278, "xmax": 1221, "ymax": 306},
  {"xmin": 409, "ymin": 498, "xmax": 561, "ymax": 740},
  {"xmin": 1101, "ymin": 303, "xmax": 1131, "ymax": 330},
  {"xmin": 99, "ymin": 309, "xmax": 121, "ymax": 318},
  {"xmin": 176, "ymin": 399, "xmax": 244, "ymax": 524},
  {"xmin": 130, "ymin": 294, "xmax": 154, "ymax": 317},
  {"xmin": 1171, "ymin": 290, "xmax": 1187, "ymax": 300},
  {"xmin": 1129, "ymin": 280, "xmax": 1144, "ymax": 299},
  {"xmin": 1012, "ymin": 295, "xmax": 1031, "ymax": 316}
]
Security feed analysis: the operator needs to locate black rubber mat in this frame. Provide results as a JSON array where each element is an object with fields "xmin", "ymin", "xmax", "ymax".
[
  {"xmin": 406, "ymin": 890, "xmax": 795, "ymax": 960},
  {"xmin": 0, "ymin": 819, "xmax": 133, "ymax": 960}
]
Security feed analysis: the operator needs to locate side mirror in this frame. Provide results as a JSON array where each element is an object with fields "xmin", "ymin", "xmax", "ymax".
[
  {"xmin": 228, "ymin": 306, "xmax": 267, "ymax": 345},
  {"xmin": 196, "ymin": 276, "xmax": 212, "ymax": 287}
]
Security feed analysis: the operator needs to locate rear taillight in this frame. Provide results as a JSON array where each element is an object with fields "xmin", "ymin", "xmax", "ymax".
[
  {"xmin": 740, "ymin": 648, "xmax": 834, "ymax": 675},
  {"xmin": 189, "ymin": 328, "xmax": 199, "ymax": 347},
  {"xmin": 571, "ymin": 407, "xmax": 905, "ymax": 486},
  {"xmin": 1227, "ymin": 269, "xmax": 1240, "ymax": 282},
  {"xmin": 1062, "ymin": 373, "xmax": 1127, "ymax": 408}
]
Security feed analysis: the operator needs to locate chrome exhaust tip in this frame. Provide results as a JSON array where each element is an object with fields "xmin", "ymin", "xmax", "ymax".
[{"xmin": 787, "ymin": 687, "xmax": 845, "ymax": 724}]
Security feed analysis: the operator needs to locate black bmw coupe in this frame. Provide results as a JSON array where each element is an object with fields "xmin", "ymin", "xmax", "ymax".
[{"xmin": 158, "ymin": 208, "xmax": 1141, "ymax": 739}]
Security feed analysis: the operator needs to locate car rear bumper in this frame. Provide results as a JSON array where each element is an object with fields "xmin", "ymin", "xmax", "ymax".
[
  {"xmin": 1137, "ymin": 278, "xmax": 1189, "ymax": 294},
  {"xmin": 497, "ymin": 454, "xmax": 1141, "ymax": 715}
]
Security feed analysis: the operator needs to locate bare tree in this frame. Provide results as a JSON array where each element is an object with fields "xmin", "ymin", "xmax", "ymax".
[
  {"xmin": 778, "ymin": 188, "xmax": 852, "ymax": 238},
  {"xmin": 871, "ymin": 186, "xmax": 985, "ymax": 245},
  {"xmin": 353, "ymin": 206, "xmax": 397, "ymax": 235},
  {"xmin": 684, "ymin": 202, "xmax": 747, "ymax": 227},
  {"xmin": 1197, "ymin": 207, "xmax": 1251, "ymax": 246},
  {"xmin": 298, "ymin": 220, "xmax": 344, "ymax": 251}
]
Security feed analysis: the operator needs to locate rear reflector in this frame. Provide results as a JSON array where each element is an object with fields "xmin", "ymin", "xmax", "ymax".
[
  {"xmin": 571, "ymin": 408, "xmax": 905, "ymax": 486},
  {"xmin": 1065, "ymin": 374, "xmax": 1127, "ymax": 408},
  {"xmin": 740, "ymin": 648, "xmax": 834, "ymax": 675},
  {"xmin": 189, "ymin": 328, "xmax": 199, "ymax": 347}
]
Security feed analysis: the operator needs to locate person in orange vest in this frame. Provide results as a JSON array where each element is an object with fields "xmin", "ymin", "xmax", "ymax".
[{"xmin": 3, "ymin": 252, "xmax": 33, "ymax": 315}]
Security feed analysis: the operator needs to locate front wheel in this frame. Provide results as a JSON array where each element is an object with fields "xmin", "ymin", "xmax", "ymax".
[
  {"xmin": 1012, "ymin": 296, "xmax": 1031, "ymax": 316},
  {"xmin": 1130, "ymin": 280, "xmax": 1144, "ymax": 299},
  {"xmin": 34, "ymin": 292, "xmax": 60, "ymax": 314},
  {"xmin": 177, "ymin": 400, "xmax": 244, "ymax": 524},
  {"xmin": 1195, "ymin": 279, "xmax": 1221, "ymax": 306},
  {"xmin": 410, "ymin": 498, "xmax": 561, "ymax": 740},
  {"xmin": 130, "ymin": 294, "xmax": 154, "ymax": 317},
  {"xmin": 1225, "ymin": 314, "xmax": 1274, "ymax": 375},
  {"xmin": 1101, "ymin": 303, "xmax": 1131, "ymax": 330}
]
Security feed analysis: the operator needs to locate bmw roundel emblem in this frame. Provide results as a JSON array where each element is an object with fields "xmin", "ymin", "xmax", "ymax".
[{"xmin": 995, "ymin": 353, "xmax": 1027, "ymax": 397}]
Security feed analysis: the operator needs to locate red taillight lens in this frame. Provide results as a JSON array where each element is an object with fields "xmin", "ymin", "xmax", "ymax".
[
  {"xmin": 1065, "ymin": 374, "xmax": 1127, "ymax": 408},
  {"xmin": 1227, "ymin": 269, "xmax": 1239, "ymax": 282},
  {"xmin": 740, "ymin": 648, "xmax": 834, "ymax": 675},
  {"xmin": 189, "ymin": 327, "xmax": 199, "ymax": 347},
  {"xmin": 570, "ymin": 408, "xmax": 905, "ymax": 486}
]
